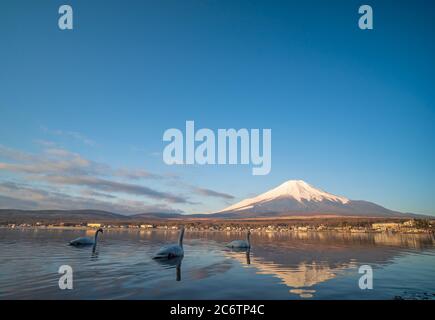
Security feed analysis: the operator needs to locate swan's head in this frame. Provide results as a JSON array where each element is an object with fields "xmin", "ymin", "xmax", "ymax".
[{"xmin": 97, "ymin": 228, "xmax": 103, "ymax": 234}]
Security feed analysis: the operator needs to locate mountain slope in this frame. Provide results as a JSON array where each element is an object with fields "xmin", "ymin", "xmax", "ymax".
[
  {"xmin": 215, "ymin": 180, "xmax": 409, "ymax": 218},
  {"xmin": 0, "ymin": 209, "xmax": 126, "ymax": 223},
  {"xmin": 0, "ymin": 209, "xmax": 185, "ymax": 223}
]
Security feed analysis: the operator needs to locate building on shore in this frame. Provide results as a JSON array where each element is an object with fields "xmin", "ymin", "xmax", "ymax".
[
  {"xmin": 402, "ymin": 220, "xmax": 416, "ymax": 227},
  {"xmin": 87, "ymin": 223, "xmax": 102, "ymax": 228},
  {"xmin": 372, "ymin": 222, "xmax": 401, "ymax": 231}
]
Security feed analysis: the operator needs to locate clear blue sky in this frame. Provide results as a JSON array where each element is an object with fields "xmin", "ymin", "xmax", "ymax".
[{"xmin": 0, "ymin": 0, "xmax": 434, "ymax": 215}]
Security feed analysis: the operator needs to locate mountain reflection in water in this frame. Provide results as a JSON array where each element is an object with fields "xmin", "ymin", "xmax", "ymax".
[{"xmin": 223, "ymin": 231, "xmax": 435, "ymax": 298}]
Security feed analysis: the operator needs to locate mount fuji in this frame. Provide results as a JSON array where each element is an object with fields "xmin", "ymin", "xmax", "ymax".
[{"xmin": 214, "ymin": 180, "xmax": 410, "ymax": 218}]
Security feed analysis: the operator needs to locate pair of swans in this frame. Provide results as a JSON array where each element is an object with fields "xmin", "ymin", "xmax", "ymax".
[
  {"xmin": 67, "ymin": 227, "xmax": 183, "ymax": 258},
  {"xmin": 152, "ymin": 227, "xmax": 251, "ymax": 260},
  {"xmin": 153, "ymin": 227, "xmax": 251, "ymax": 282}
]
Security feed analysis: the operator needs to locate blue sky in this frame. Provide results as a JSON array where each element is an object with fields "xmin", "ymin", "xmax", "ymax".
[{"xmin": 0, "ymin": 0, "xmax": 434, "ymax": 215}]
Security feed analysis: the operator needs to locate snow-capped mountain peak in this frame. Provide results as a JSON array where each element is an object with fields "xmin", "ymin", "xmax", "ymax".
[
  {"xmin": 214, "ymin": 179, "xmax": 411, "ymax": 218},
  {"xmin": 219, "ymin": 180, "xmax": 350, "ymax": 213},
  {"xmin": 262, "ymin": 180, "xmax": 349, "ymax": 204}
]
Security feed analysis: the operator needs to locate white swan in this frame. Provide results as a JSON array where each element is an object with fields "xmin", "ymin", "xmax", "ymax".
[
  {"xmin": 227, "ymin": 230, "xmax": 251, "ymax": 248},
  {"xmin": 69, "ymin": 228, "xmax": 103, "ymax": 247},
  {"xmin": 153, "ymin": 227, "xmax": 185, "ymax": 259}
]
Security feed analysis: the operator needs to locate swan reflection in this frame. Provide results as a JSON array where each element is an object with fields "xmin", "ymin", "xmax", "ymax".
[
  {"xmin": 154, "ymin": 256, "xmax": 183, "ymax": 281},
  {"xmin": 227, "ymin": 247, "xmax": 251, "ymax": 265},
  {"xmin": 91, "ymin": 247, "xmax": 99, "ymax": 260}
]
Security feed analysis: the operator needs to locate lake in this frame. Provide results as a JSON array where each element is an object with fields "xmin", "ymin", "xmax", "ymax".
[{"xmin": 0, "ymin": 228, "xmax": 434, "ymax": 299}]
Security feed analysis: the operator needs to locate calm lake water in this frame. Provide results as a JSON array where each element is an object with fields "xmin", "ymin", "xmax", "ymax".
[{"xmin": 0, "ymin": 228, "xmax": 434, "ymax": 300}]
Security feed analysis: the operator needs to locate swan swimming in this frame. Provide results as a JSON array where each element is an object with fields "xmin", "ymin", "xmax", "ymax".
[
  {"xmin": 153, "ymin": 227, "xmax": 185, "ymax": 259},
  {"xmin": 226, "ymin": 230, "xmax": 251, "ymax": 248},
  {"xmin": 69, "ymin": 228, "xmax": 103, "ymax": 247}
]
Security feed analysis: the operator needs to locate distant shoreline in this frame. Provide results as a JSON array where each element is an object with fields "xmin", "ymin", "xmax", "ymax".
[
  {"xmin": 1, "ymin": 222, "xmax": 433, "ymax": 235},
  {"xmin": 1, "ymin": 208, "xmax": 434, "ymax": 234}
]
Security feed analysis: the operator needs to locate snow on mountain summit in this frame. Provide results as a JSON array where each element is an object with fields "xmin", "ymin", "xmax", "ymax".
[
  {"xmin": 261, "ymin": 180, "xmax": 349, "ymax": 204},
  {"xmin": 219, "ymin": 180, "xmax": 349, "ymax": 213}
]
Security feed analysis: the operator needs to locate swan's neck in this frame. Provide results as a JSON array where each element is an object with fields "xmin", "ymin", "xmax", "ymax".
[
  {"xmin": 94, "ymin": 230, "xmax": 101, "ymax": 244},
  {"xmin": 247, "ymin": 232, "xmax": 251, "ymax": 246},
  {"xmin": 178, "ymin": 228, "xmax": 185, "ymax": 247}
]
